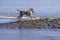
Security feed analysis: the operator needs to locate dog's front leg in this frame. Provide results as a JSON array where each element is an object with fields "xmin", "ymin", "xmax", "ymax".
[{"xmin": 30, "ymin": 15, "xmax": 36, "ymax": 18}]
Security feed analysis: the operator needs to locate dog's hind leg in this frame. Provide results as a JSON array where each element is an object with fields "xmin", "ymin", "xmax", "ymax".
[
  {"xmin": 17, "ymin": 11, "xmax": 23, "ymax": 21},
  {"xmin": 17, "ymin": 15, "xmax": 23, "ymax": 21}
]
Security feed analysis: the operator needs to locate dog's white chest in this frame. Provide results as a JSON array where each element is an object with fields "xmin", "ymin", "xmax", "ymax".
[{"xmin": 29, "ymin": 11, "xmax": 33, "ymax": 16}]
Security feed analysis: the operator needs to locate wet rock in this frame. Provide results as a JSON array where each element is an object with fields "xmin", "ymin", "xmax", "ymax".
[{"xmin": 0, "ymin": 18, "xmax": 60, "ymax": 29}]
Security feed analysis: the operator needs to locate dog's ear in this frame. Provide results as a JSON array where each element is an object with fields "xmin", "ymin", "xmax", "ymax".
[
  {"xmin": 29, "ymin": 8, "xmax": 34, "ymax": 13},
  {"xmin": 16, "ymin": 9, "xmax": 20, "ymax": 12}
]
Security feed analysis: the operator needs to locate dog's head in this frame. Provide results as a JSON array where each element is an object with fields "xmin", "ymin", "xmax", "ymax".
[{"xmin": 30, "ymin": 8, "xmax": 34, "ymax": 13}]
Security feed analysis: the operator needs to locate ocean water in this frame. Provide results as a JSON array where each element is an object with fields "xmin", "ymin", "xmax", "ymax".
[
  {"xmin": 0, "ymin": 29, "xmax": 60, "ymax": 40},
  {"xmin": 0, "ymin": 0, "xmax": 60, "ymax": 18},
  {"xmin": 0, "ymin": 0, "xmax": 60, "ymax": 40}
]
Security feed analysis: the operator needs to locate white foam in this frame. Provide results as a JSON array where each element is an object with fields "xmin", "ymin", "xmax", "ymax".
[
  {"xmin": 0, "ymin": 16, "xmax": 40, "ymax": 19},
  {"xmin": 0, "ymin": 16, "xmax": 40, "ymax": 23}
]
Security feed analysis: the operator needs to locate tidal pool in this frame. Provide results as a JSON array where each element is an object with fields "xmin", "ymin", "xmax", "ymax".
[{"xmin": 0, "ymin": 28, "xmax": 60, "ymax": 40}]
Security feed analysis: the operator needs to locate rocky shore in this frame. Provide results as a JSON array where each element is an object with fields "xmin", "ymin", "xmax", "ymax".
[{"xmin": 0, "ymin": 18, "xmax": 60, "ymax": 29}]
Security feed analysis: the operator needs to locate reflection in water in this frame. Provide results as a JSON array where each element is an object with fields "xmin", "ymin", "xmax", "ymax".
[{"xmin": 0, "ymin": 28, "xmax": 60, "ymax": 40}]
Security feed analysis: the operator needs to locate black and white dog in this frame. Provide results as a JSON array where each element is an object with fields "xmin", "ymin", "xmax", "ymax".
[{"xmin": 16, "ymin": 8, "xmax": 35, "ymax": 21}]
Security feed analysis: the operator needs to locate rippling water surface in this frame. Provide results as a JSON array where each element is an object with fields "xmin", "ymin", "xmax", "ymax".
[
  {"xmin": 0, "ymin": 0, "xmax": 60, "ymax": 18},
  {"xmin": 0, "ymin": 28, "xmax": 60, "ymax": 40},
  {"xmin": 0, "ymin": 0, "xmax": 60, "ymax": 40}
]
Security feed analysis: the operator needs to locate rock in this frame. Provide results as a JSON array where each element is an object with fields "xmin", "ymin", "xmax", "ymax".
[{"xmin": 0, "ymin": 17, "xmax": 60, "ymax": 29}]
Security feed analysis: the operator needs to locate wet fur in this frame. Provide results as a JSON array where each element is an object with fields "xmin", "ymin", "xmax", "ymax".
[{"xmin": 16, "ymin": 8, "xmax": 34, "ymax": 21}]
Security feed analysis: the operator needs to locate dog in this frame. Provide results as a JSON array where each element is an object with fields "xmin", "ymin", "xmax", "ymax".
[{"xmin": 16, "ymin": 8, "xmax": 35, "ymax": 21}]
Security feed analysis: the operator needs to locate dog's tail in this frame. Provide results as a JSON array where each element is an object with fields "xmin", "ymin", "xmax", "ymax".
[{"xmin": 16, "ymin": 9, "xmax": 20, "ymax": 12}]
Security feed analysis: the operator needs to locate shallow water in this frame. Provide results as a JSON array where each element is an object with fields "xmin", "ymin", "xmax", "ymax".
[
  {"xmin": 0, "ymin": 18, "xmax": 16, "ymax": 23},
  {"xmin": 0, "ymin": 28, "xmax": 60, "ymax": 40}
]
